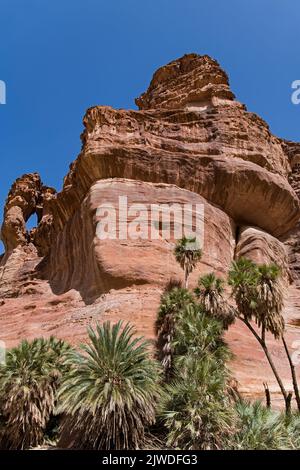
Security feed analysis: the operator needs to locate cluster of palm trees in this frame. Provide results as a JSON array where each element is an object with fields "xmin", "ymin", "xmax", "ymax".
[
  {"xmin": 0, "ymin": 337, "xmax": 70, "ymax": 449},
  {"xmin": 174, "ymin": 236, "xmax": 300, "ymax": 414},
  {"xmin": 158, "ymin": 299, "xmax": 234, "ymax": 449},
  {"xmin": 229, "ymin": 258, "xmax": 300, "ymax": 413},
  {"xmin": 0, "ymin": 236, "xmax": 299, "ymax": 450}
]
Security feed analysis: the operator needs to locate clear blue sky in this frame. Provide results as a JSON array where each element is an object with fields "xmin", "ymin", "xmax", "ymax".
[{"xmin": 0, "ymin": 0, "xmax": 299, "ymax": 250}]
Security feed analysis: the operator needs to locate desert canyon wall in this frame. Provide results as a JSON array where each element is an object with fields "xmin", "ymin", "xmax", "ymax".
[{"xmin": 1, "ymin": 54, "xmax": 300, "ymax": 404}]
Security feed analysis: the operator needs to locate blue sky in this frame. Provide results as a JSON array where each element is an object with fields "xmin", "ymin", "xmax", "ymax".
[{"xmin": 0, "ymin": 0, "xmax": 299, "ymax": 249}]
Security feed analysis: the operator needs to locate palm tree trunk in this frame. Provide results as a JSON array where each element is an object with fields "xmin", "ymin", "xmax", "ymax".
[
  {"xmin": 241, "ymin": 318, "xmax": 291, "ymax": 414},
  {"xmin": 282, "ymin": 335, "xmax": 300, "ymax": 412},
  {"xmin": 263, "ymin": 382, "xmax": 271, "ymax": 408},
  {"xmin": 262, "ymin": 325, "xmax": 266, "ymax": 344},
  {"xmin": 184, "ymin": 264, "xmax": 189, "ymax": 289}
]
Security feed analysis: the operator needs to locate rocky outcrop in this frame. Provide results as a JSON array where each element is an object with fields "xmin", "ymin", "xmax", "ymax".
[
  {"xmin": 1, "ymin": 173, "xmax": 56, "ymax": 255},
  {"xmin": 1, "ymin": 53, "xmax": 300, "ymax": 405},
  {"xmin": 135, "ymin": 54, "xmax": 235, "ymax": 109},
  {"xmin": 236, "ymin": 226, "xmax": 290, "ymax": 279},
  {"xmin": 280, "ymin": 141, "xmax": 300, "ymax": 284},
  {"xmin": 45, "ymin": 178, "xmax": 235, "ymax": 302}
]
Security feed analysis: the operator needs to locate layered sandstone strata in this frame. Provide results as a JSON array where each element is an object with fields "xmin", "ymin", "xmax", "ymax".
[{"xmin": 1, "ymin": 54, "xmax": 300, "ymax": 404}]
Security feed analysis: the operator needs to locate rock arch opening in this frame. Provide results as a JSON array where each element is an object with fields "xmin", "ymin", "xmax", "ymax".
[{"xmin": 26, "ymin": 212, "xmax": 38, "ymax": 232}]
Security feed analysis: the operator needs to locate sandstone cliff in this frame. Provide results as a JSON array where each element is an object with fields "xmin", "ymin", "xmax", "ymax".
[{"xmin": 1, "ymin": 53, "xmax": 300, "ymax": 405}]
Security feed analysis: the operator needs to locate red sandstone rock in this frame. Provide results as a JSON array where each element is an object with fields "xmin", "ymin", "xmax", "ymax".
[
  {"xmin": 135, "ymin": 54, "xmax": 235, "ymax": 110},
  {"xmin": 45, "ymin": 178, "xmax": 235, "ymax": 302},
  {"xmin": 1, "ymin": 53, "xmax": 300, "ymax": 405}
]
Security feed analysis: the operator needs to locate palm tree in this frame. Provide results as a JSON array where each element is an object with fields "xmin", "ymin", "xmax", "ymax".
[
  {"xmin": 161, "ymin": 359, "xmax": 235, "ymax": 450},
  {"xmin": 255, "ymin": 264, "xmax": 284, "ymax": 339},
  {"xmin": 174, "ymin": 236, "xmax": 202, "ymax": 288},
  {"xmin": 229, "ymin": 400, "xmax": 292, "ymax": 450},
  {"xmin": 156, "ymin": 287, "xmax": 194, "ymax": 379},
  {"xmin": 194, "ymin": 273, "xmax": 235, "ymax": 329},
  {"xmin": 284, "ymin": 412, "xmax": 300, "ymax": 449},
  {"xmin": 171, "ymin": 303, "xmax": 232, "ymax": 369},
  {"xmin": 228, "ymin": 258, "xmax": 296, "ymax": 414},
  {"xmin": 0, "ymin": 337, "xmax": 70, "ymax": 449},
  {"xmin": 58, "ymin": 321, "xmax": 161, "ymax": 450},
  {"xmin": 228, "ymin": 257, "xmax": 259, "ymax": 321},
  {"xmin": 256, "ymin": 264, "xmax": 300, "ymax": 412},
  {"xmin": 160, "ymin": 304, "xmax": 234, "ymax": 449}
]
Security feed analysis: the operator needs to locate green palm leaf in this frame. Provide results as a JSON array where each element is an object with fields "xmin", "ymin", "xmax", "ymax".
[{"xmin": 58, "ymin": 321, "xmax": 161, "ymax": 450}]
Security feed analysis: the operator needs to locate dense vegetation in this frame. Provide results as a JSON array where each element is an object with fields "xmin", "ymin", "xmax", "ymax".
[
  {"xmin": 58, "ymin": 321, "xmax": 161, "ymax": 450},
  {"xmin": 0, "ymin": 237, "xmax": 299, "ymax": 450},
  {"xmin": 0, "ymin": 337, "xmax": 70, "ymax": 449}
]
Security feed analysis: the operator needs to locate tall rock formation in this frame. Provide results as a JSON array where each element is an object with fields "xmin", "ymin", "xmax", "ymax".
[{"xmin": 1, "ymin": 54, "xmax": 300, "ymax": 405}]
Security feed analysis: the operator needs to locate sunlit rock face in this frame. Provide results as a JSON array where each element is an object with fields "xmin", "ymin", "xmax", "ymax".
[{"xmin": 1, "ymin": 53, "xmax": 300, "ymax": 406}]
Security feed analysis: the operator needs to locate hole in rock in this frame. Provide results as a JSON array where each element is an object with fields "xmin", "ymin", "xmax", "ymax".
[{"xmin": 26, "ymin": 213, "xmax": 38, "ymax": 231}]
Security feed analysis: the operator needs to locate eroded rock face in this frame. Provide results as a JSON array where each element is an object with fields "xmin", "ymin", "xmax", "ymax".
[
  {"xmin": 1, "ymin": 173, "xmax": 56, "ymax": 254},
  {"xmin": 236, "ymin": 226, "xmax": 290, "ymax": 278},
  {"xmin": 1, "ymin": 53, "xmax": 300, "ymax": 405},
  {"xmin": 45, "ymin": 178, "xmax": 235, "ymax": 303},
  {"xmin": 135, "ymin": 53, "xmax": 235, "ymax": 110}
]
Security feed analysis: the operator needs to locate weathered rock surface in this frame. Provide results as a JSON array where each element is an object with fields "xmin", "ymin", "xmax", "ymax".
[
  {"xmin": 45, "ymin": 178, "xmax": 235, "ymax": 303},
  {"xmin": 1, "ymin": 53, "xmax": 300, "ymax": 405},
  {"xmin": 1, "ymin": 173, "xmax": 56, "ymax": 255},
  {"xmin": 135, "ymin": 54, "xmax": 235, "ymax": 110}
]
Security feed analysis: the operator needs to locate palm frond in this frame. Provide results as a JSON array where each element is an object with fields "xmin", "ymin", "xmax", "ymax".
[
  {"xmin": 195, "ymin": 273, "xmax": 235, "ymax": 329},
  {"xmin": 58, "ymin": 321, "xmax": 161, "ymax": 450},
  {"xmin": 0, "ymin": 337, "xmax": 70, "ymax": 449}
]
